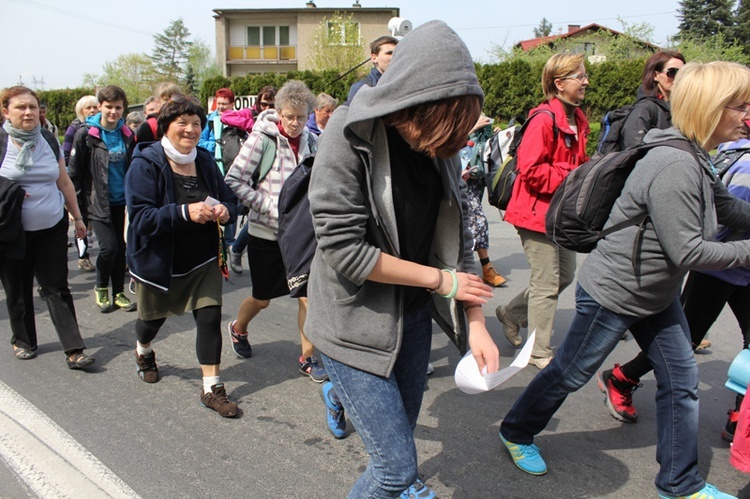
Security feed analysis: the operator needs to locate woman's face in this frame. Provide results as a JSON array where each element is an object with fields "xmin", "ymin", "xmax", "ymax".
[
  {"xmin": 654, "ymin": 58, "xmax": 685, "ymax": 99},
  {"xmin": 556, "ymin": 63, "xmax": 588, "ymax": 104},
  {"xmin": 709, "ymin": 100, "xmax": 750, "ymax": 150},
  {"xmin": 165, "ymin": 114, "xmax": 202, "ymax": 154},
  {"xmin": 278, "ymin": 105, "xmax": 308, "ymax": 139},
  {"xmin": 314, "ymin": 106, "xmax": 334, "ymax": 129},
  {"xmin": 2, "ymin": 93, "xmax": 40, "ymax": 131},
  {"xmin": 83, "ymin": 103, "xmax": 98, "ymax": 117}
]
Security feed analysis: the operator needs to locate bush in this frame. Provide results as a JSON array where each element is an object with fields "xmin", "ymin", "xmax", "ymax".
[{"xmin": 37, "ymin": 88, "xmax": 96, "ymax": 138}]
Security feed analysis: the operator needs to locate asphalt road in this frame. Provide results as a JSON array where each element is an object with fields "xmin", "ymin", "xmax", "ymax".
[{"xmin": 1, "ymin": 206, "xmax": 749, "ymax": 499}]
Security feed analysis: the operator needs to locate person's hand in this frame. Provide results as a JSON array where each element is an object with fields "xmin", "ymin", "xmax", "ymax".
[
  {"xmin": 468, "ymin": 322, "xmax": 500, "ymax": 374},
  {"xmin": 187, "ymin": 202, "xmax": 216, "ymax": 224},
  {"xmin": 438, "ymin": 270, "xmax": 493, "ymax": 304},
  {"xmin": 470, "ymin": 115, "xmax": 492, "ymax": 134},
  {"xmin": 73, "ymin": 219, "xmax": 86, "ymax": 239},
  {"xmin": 212, "ymin": 203, "xmax": 230, "ymax": 224}
]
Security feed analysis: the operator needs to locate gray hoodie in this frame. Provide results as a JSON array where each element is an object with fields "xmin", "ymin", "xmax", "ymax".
[
  {"xmin": 306, "ymin": 21, "xmax": 484, "ymax": 377},
  {"xmin": 579, "ymin": 127, "xmax": 750, "ymax": 316}
]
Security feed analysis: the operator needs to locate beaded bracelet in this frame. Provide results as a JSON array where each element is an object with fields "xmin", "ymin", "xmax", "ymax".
[{"xmin": 438, "ymin": 269, "xmax": 458, "ymax": 299}]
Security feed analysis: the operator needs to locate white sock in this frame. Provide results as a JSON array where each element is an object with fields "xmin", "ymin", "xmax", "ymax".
[
  {"xmin": 203, "ymin": 375, "xmax": 220, "ymax": 394},
  {"xmin": 136, "ymin": 342, "xmax": 152, "ymax": 357}
]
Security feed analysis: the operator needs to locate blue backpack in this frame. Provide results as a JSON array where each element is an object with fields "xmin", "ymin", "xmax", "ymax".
[{"xmin": 596, "ymin": 104, "xmax": 635, "ymax": 156}]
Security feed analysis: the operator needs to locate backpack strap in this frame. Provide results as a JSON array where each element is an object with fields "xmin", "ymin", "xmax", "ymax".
[
  {"xmin": 0, "ymin": 128, "xmax": 7, "ymax": 167},
  {"xmin": 250, "ymin": 132, "xmax": 277, "ymax": 189},
  {"xmin": 148, "ymin": 117, "xmax": 158, "ymax": 140}
]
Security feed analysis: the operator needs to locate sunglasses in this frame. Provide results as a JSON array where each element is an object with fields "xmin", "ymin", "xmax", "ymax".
[
  {"xmin": 259, "ymin": 101, "xmax": 275, "ymax": 109},
  {"xmin": 661, "ymin": 67, "xmax": 679, "ymax": 79}
]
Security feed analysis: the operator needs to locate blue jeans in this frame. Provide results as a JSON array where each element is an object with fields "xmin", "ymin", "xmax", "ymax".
[
  {"xmin": 230, "ymin": 221, "xmax": 249, "ymax": 254},
  {"xmin": 321, "ymin": 303, "xmax": 432, "ymax": 499},
  {"xmin": 500, "ymin": 284, "xmax": 703, "ymax": 497}
]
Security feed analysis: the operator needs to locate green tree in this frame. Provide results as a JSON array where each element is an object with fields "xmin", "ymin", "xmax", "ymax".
[
  {"xmin": 306, "ymin": 12, "xmax": 366, "ymax": 73},
  {"xmin": 670, "ymin": 31, "xmax": 750, "ymax": 64},
  {"xmin": 533, "ymin": 18, "xmax": 553, "ymax": 38},
  {"xmin": 151, "ymin": 18, "xmax": 192, "ymax": 83},
  {"xmin": 187, "ymin": 38, "xmax": 222, "ymax": 93},
  {"xmin": 87, "ymin": 53, "xmax": 159, "ymax": 104},
  {"xmin": 677, "ymin": 0, "xmax": 734, "ymax": 39},
  {"xmin": 732, "ymin": 0, "xmax": 750, "ymax": 53}
]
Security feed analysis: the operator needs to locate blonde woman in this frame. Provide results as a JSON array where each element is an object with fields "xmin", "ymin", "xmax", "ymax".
[
  {"xmin": 499, "ymin": 61, "xmax": 750, "ymax": 499},
  {"xmin": 496, "ymin": 53, "xmax": 590, "ymax": 368}
]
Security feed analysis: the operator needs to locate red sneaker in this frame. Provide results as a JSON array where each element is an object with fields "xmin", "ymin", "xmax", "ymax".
[{"xmin": 597, "ymin": 364, "xmax": 641, "ymax": 423}]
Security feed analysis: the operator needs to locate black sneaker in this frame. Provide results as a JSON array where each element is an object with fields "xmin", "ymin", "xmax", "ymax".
[
  {"xmin": 135, "ymin": 351, "xmax": 159, "ymax": 383},
  {"xmin": 228, "ymin": 321, "xmax": 252, "ymax": 358}
]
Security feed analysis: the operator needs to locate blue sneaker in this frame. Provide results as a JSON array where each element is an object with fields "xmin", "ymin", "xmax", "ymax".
[
  {"xmin": 400, "ymin": 478, "xmax": 436, "ymax": 499},
  {"xmin": 658, "ymin": 483, "xmax": 737, "ymax": 499},
  {"xmin": 300, "ymin": 355, "xmax": 328, "ymax": 383},
  {"xmin": 228, "ymin": 321, "xmax": 252, "ymax": 359},
  {"xmin": 320, "ymin": 382, "xmax": 346, "ymax": 439},
  {"xmin": 500, "ymin": 433, "xmax": 547, "ymax": 475}
]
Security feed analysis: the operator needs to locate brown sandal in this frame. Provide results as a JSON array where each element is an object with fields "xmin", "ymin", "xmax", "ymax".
[{"xmin": 66, "ymin": 351, "xmax": 95, "ymax": 370}]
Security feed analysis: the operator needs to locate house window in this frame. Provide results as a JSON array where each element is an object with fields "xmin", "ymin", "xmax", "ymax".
[
  {"xmin": 247, "ymin": 27, "xmax": 260, "ymax": 46},
  {"xmin": 326, "ymin": 20, "xmax": 360, "ymax": 46},
  {"xmin": 280, "ymin": 26, "xmax": 290, "ymax": 46},
  {"xmin": 247, "ymin": 26, "xmax": 290, "ymax": 46}
]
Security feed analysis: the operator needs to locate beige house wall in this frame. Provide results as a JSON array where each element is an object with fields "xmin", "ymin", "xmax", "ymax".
[{"xmin": 214, "ymin": 6, "xmax": 399, "ymax": 77}]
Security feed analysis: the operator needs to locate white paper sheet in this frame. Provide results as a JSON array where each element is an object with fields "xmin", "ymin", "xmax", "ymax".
[{"xmin": 454, "ymin": 331, "xmax": 536, "ymax": 394}]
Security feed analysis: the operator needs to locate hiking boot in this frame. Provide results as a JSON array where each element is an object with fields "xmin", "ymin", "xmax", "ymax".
[
  {"xmin": 78, "ymin": 257, "xmax": 95, "ymax": 272},
  {"xmin": 658, "ymin": 483, "xmax": 737, "ymax": 499},
  {"xmin": 227, "ymin": 321, "xmax": 252, "ymax": 359},
  {"xmin": 114, "ymin": 292, "xmax": 136, "ymax": 312},
  {"xmin": 722, "ymin": 409, "xmax": 739, "ymax": 443},
  {"xmin": 400, "ymin": 478, "xmax": 437, "ymax": 499},
  {"xmin": 299, "ymin": 355, "xmax": 328, "ymax": 383},
  {"xmin": 496, "ymin": 305, "xmax": 522, "ymax": 347},
  {"xmin": 229, "ymin": 248, "xmax": 243, "ymax": 274},
  {"xmin": 201, "ymin": 383, "xmax": 238, "ymax": 418},
  {"xmin": 135, "ymin": 351, "xmax": 159, "ymax": 383},
  {"xmin": 500, "ymin": 433, "xmax": 547, "ymax": 475},
  {"xmin": 94, "ymin": 286, "xmax": 111, "ymax": 312},
  {"xmin": 320, "ymin": 382, "xmax": 347, "ymax": 439},
  {"xmin": 482, "ymin": 262, "xmax": 507, "ymax": 287},
  {"xmin": 597, "ymin": 364, "xmax": 641, "ymax": 423}
]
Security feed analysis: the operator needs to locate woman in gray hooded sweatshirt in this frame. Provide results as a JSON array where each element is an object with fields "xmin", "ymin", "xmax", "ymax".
[
  {"xmin": 306, "ymin": 21, "xmax": 499, "ymax": 498},
  {"xmin": 500, "ymin": 61, "xmax": 750, "ymax": 499}
]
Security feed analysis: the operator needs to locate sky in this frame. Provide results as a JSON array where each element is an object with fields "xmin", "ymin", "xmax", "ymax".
[{"xmin": 2, "ymin": 0, "xmax": 682, "ymax": 91}]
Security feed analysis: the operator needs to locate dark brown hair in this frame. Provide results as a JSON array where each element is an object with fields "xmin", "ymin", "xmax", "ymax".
[
  {"xmin": 383, "ymin": 95, "xmax": 482, "ymax": 158},
  {"xmin": 370, "ymin": 35, "xmax": 399, "ymax": 55},
  {"xmin": 157, "ymin": 94, "xmax": 207, "ymax": 135},
  {"xmin": 642, "ymin": 50, "xmax": 686, "ymax": 98},
  {"xmin": 1, "ymin": 86, "xmax": 39, "ymax": 111},
  {"xmin": 97, "ymin": 84, "xmax": 129, "ymax": 110}
]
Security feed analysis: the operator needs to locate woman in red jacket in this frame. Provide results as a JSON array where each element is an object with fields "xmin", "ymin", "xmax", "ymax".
[{"xmin": 495, "ymin": 53, "xmax": 589, "ymax": 369}]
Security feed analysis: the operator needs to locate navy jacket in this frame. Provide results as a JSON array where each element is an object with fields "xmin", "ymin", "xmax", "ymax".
[{"xmin": 125, "ymin": 142, "xmax": 238, "ymax": 292}]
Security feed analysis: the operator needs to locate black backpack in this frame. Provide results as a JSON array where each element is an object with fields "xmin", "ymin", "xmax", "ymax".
[
  {"xmin": 277, "ymin": 155, "xmax": 316, "ymax": 298},
  {"xmin": 216, "ymin": 126, "xmax": 249, "ymax": 172},
  {"xmin": 546, "ymin": 139, "xmax": 698, "ymax": 253},
  {"xmin": 595, "ymin": 104, "xmax": 635, "ymax": 156},
  {"xmin": 712, "ymin": 146, "xmax": 750, "ymax": 179},
  {"xmin": 487, "ymin": 110, "xmax": 556, "ymax": 210},
  {"xmin": 0, "ymin": 127, "xmax": 61, "ymax": 166}
]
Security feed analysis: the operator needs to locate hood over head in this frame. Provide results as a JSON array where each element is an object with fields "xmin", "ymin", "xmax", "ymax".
[{"xmin": 345, "ymin": 20, "xmax": 483, "ymax": 129}]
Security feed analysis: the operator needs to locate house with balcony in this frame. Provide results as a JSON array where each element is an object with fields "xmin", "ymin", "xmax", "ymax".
[{"xmin": 213, "ymin": 2, "xmax": 399, "ymax": 77}]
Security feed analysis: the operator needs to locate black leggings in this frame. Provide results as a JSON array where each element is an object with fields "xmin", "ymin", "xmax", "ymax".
[
  {"xmin": 91, "ymin": 204, "xmax": 127, "ymax": 293},
  {"xmin": 135, "ymin": 306, "xmax": 222, "ymax": 365},
  {"xmin": 621, "ymin": 270, "xmax": 750, "ymax": 381}
]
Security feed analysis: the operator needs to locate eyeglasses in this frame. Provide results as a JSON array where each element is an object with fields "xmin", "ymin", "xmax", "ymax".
[
  {"xmin": 725, "ymin": 103, "xmax": 750, "ymax": 117},
  {"xmin": 661, "ymin": 67, "xmax": 680, "ymax": 79},
  {"xmin": 259, "ymin": 101, "xmax": 275, "ymax": 109},
  {"xmin": 561, "ymin": 73, "xmax": 589, "ymax": 82},
  {"xmin": 281, "ymin": 113, "xmax": 307, "ymax": 124}
]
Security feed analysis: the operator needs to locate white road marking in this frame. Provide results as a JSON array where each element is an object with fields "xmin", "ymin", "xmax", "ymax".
[{"xmin": 0, "ymin": 380, "xmax": 141, "ymax": 498}]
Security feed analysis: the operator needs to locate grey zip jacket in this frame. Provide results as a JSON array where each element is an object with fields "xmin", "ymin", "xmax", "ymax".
[
  {"xmin": 579, "ymin": 127, "xmax": 750, "ymax": 317},
  {"xmin": 306, "ymin": 21, "xmax": 484, "ymax": 377}
]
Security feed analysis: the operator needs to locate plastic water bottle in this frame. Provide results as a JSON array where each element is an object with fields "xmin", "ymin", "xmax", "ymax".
[{"xmin": 460, "ymin": 140, "xmax": 475, "ymax": 169}]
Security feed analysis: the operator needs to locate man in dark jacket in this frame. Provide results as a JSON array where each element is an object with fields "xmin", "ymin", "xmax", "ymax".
[{"xmin": 346, "ymin": 35, "xmax": 398, "ymax": 103}]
